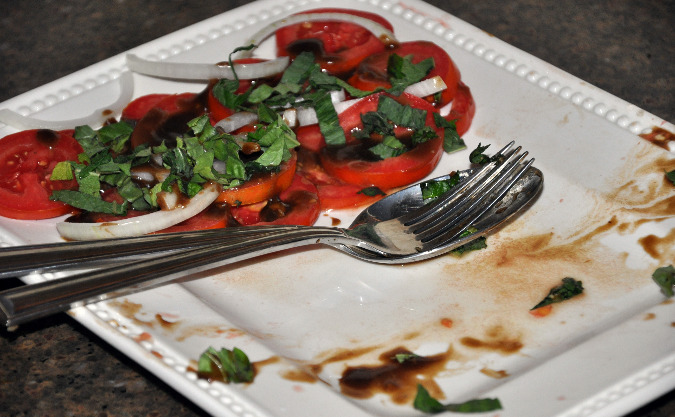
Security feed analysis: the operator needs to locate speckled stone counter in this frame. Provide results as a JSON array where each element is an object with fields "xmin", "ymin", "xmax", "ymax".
[{"xmin": 0, "ymin": 1, "xmax": 673, "ymax": 416}]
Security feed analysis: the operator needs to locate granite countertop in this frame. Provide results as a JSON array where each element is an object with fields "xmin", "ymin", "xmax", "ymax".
[{"xmin": 0, "ymin": 1, "xmax": 673, "ymax": 416}]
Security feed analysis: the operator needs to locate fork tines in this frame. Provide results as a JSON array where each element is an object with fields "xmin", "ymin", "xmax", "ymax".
[{"xmin": 403, "ymin": 141, "xmax": 534, "ymax": 249}]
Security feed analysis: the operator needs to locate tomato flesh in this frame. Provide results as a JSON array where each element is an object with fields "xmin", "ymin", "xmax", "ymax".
[
  {"xmin": 0, "ymin": 129, "xmax": 82, "ymax": 219},
  {"xmin": 207, "ymin": 58, "xmax": 276, "ymax": 123},
  {"xmin": 348, "ymin": 40, "xmax": 461, "ymax": 107},
  {"xmin": 319, "ymin": 93, "xmax": 445, "ymax": 190},
  {"xmin": 129, "ymin": 92, "xmax": 205, "ymax": 149},
  {"xmin": 275, "ymin": 8, "xmax": 394, "ymax": 75},
  {"xmin": 445, "ymin": 81, "xmax": 476, "ymax": 136},
  {"xmin": 155, "ymin": 204, "xmax": 231, "ymax": 233},
  {"xmin": 216, "ymin": 150, "xmax": 297, "ymax": 206},
  {"xmin": 231, "ymin": 174, "xmax": 320, "ymax": 226},
  {"xmin": 297, "ymin": 149, "xmax": 382, "ymax": 210}
]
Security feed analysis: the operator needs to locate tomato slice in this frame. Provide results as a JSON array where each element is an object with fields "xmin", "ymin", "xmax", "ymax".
[
  {"xmin": 207, "ymin": 58, "xmax": 277, "ymax": 123},
  {"xmin": 275, "ymin": 8, "xmax": 394, "ymax": 75},
  {"xmin": 129, "ymin": 92, "xmax": 205, "ymax": 149},
  {"xmin": 154, "ymin": 204, "xmax": 231, "ymax": 233},
  {"xmin": 348, "ymin": 40, "xmax": 461, "ymax": 107},
  {"xmin": 319, "ymin": 93, "xmax": 445, "ymax": 190},
  {"xmin": 0, "ymin": 129, "xmax": 82, "ymax": 220},
  {"xmin": 121, "ymin": 94, "xmax": 171, "ymax": 122},
  {"xmin": 230, "ymin": 174, "xmax": 320, "ymax": 226},
  {"xmin": 295, "ymin": 92, "xmax": 383, "ymax": 152},
  {"xmin": 445, "ymin": 81, "xmax": 476, "ymax": 136},
  {"xmin": 215, "ymin": 150, "xmax": 297, "ymax": 206},
  {"xmin": 297, "ymin": 149, "xmax": 382, "ymax": 210}
]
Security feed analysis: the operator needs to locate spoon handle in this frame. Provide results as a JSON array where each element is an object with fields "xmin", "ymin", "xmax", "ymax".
[
  {"xmin": 0, "ymin": 224, "xmax": 310, "ymax": 278},
  {"xmin": 0, "ymin": 227, "xmax": 347, "ymax": 328}
]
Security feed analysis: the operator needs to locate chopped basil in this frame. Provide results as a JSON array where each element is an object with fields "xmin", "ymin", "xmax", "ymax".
[
  {"xmin": 469, "ymin": 143, "xmax": 495, "ymax": 165},
  {"xmin": 666, "ymin": 169, "xmax": 675, "ymax": 185},
  {"xmin": 50, "ymin": 161, "xmax": 75, "ymax": 181},
  {"xmin": 652, "ymin": 265, "xmax": 674, "ymax": 297},
  {"xmin": 369, "ymin": 136, "xmax": 407, "ymax": 159},
  {"xmin": 433, "ymin": 113, "xmax": 466, "ymax": 153},
  {"xmin": 358, "ymin": 186, "xmax": 386, "ymax": 197},
  {"xmin": 421, "ymin": 172, "xmax": 461, "ymax": 200},
  {"xmin": 314, "ymin": 90, "xmax": 346, "ymax": 146},
  {"xmin": 531, "ymin": 277, "xmax": 584, "ymax": 310},
  {"xmin": 212, "ymin": 78, "xmax": 252, "ymax": 112},
  {"xmin": 451, "ymin": 232, "xmax": 487, "ymax": 255},
  {"xmin": 378, "ymin": 95, "xmax": 427, "ymax": 130},
  {"xmin": 387, "ymin": 54, "xmax": 434, "ymax": 96},
  {"xmin": 197, "ymin": 346, "xmax": 254, "ymax": 383},
  {"xmin": 50, "ymin": 189, "xmax": 127, "ymax": 215},
  {"xmin": 413, "ymin": 384, "xmax": 502, "ymax": 414},
  {"xmin": 393, "ymin": 352, "xmax": 421, "ymax": 363}
]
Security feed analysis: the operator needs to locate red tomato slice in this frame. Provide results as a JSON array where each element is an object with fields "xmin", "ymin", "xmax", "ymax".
[
  {"xmin": 275, "ymin": 8, "xmax": 394, "ymax": 75},
  {"xmin": 207, "ymin": 58, "xmax": 276, "ymax": 123},
  {"xmin": 129, "ymin": 92, "xmax": 205, "ymax": 149},
  {"xmin": 154, "ymin": 204, "xmax": 231, "ymax": 233},
  {"xmin": 0, "ymin": 129, "xmax": 82, "ymax": 220},
  {"xmin": 231, "ymin": 174, "xmax": 320, "ymax": 226},
  {"xmin": 121, "ymin": 94, "xmax": 171, "ymax": 122},
  {"xmin": 348, "ymin": 40, "xmax": 461, "ymax": 107},
  {"xmin": 445, "ymin": 81, "xmax": 476, "ymax": 136},
  {"xmin": 319, "ymin": 93, "xmax": 445, "ymax": 190},
  {"xmin": 295, "ymin": 92, "xmax": 383, "ymax": 152},
  {"xmin": 215, "ymin": 150, "xmax": 297, "ymax": 206},
  {"xmin": 296, "ymin": 149, "xmax": 382, "ymax": 210}
]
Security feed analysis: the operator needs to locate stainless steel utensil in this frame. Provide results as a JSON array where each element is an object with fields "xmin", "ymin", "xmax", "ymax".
[{"xmin": 0, "ymin": 142, "xmax": 542, "ymax": 327}]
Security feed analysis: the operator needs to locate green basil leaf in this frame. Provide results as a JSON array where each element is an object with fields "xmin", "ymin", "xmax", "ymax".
[
  {"xmin": 369, "ymin": 135, "xmax": 407, "ymax": 159},
  {"xmin": 280, "ymin": 51, "xmax": 316, "ymax": 84},
  {"xmin": 50, "ymin": 161, "xmax": 75, "ymax": 181},
  {"xmin": 433, "ymin": 113, "xmax": 466, "ymax": 153},
  {"xmin": 358, "ymin": 186, "xmax": 386, "ymax": 197},
  {"xmin": 421, "ymin": 172, "xmax": 461, "ymax": 200},
  {"xmin": 469, "ymin": 143, "xmax": 494, "ymax": 164},
  {"xmin": 315, "ymin": 91, "xmax": 346, "ymax": 146},
  {"xmin": 666, "ymin": 169, "xmax": 675, "ymax": 186},
  {"xmin": 413, "ymin": 384, "xmax": 502, "ymax": 414},
  {"xmin": 197, "ymin": 346, "xmax": 254, "ymax": 383},
  {"xmin": 50, "ymin": 190, "xmax": 126, "ymax": 215},
  {"xmin": 652, "ymin": 265, "xmax": 674, "ymax": 297},
  {"xmin": 531, "ymin": 277, "xmax": 584, "ymax": 310}
]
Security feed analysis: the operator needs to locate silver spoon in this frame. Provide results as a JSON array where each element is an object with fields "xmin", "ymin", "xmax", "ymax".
[{"xmin": 0, "ymin": 142, "xmax": 542, "ymax": 327}]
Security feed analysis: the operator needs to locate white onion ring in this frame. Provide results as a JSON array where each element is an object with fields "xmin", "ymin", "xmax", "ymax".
[
  {"xmin": 214, "ymin": 111, "xmax": 259, "ymax": 133},
  {"xmin": 236, "ymin": 12, "xmax": 398, "ymax": 58},
  {"xmin": 56, "ymin": 183, "xmax": 221, "ymax": 240},
  {"xmin": 0, "ymin": 71, "xmax": 134, "ymax": 130},
  {"xmin": 294, "ymin": 77, "xmax": 447, "ymax": 127},
  {"xmin": 126, "ymin": 54, "xmax": 289, "ymax": 81},
  {"xmin": 403, "ymin": 76, "xmax": 447, "ymax": 98}
]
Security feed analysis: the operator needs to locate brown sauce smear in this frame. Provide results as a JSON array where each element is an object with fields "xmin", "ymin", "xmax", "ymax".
[
  {"xmin": 460, "ymin": 325, "xmax": 523, "ymax": 354},
  {"xmin": 639, "ymin": 126, "xmax": 675, "ymax": 151},
  {"xmin": 339, "ymin": 347, "xmax": 452, "ymax": 404}
]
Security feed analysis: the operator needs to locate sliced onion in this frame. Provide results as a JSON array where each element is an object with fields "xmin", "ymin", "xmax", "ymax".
[
  {"xmin": 126, "ymin": 54, "xmax": 289, "ymax": 81},
  {"xmin": 294, "ymin": 77, "xmax": 448, "ymax": 127},
  {"xmin": 403, "ymin": 76, "xmax": 447, "ymax": 98},
  {"xmin": 0, "ymin": 71, "xmax": 134, "ymax": 130},
  {"xmin": 236, "ymin": 12, "xmax": 398, "ymax": 58},
  {"xmin": 56, "ymin": 183, "xmax": 221, "ymax": 240},
  {"xmin": 439, "ymin": 101, "xmax": 452, "ymax": 118},
  {"xmin": 282, "ymin": 108, "xmax": 298, "ymax": 128},
  {"xmin": 214, "ymin": 111, "xmax": 259, "ymax": 133}
]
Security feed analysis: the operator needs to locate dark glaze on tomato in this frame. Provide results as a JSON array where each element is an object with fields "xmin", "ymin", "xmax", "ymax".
[{"xmin": 129, "ymin": 89, "xmax": 209, "ymax": 149}]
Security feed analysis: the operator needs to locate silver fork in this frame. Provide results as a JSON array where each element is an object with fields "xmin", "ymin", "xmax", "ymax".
[{"xmin": 0, "ymin": 142, "xmax": 542, "ymax": 326}]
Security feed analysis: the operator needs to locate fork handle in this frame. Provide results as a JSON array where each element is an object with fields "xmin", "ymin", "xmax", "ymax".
[
  {"xmin": 0, "ymin": 227, "xmax": 349, "ymax": 327},
  {"xmin": 0, "ymin": 225, "xmax": 314, "ymax": 278}
]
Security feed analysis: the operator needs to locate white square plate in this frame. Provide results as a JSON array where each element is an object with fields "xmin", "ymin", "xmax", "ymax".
[{"xmin": 1, "ymin": 0, "xmax": 673, "ymax": 416}]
